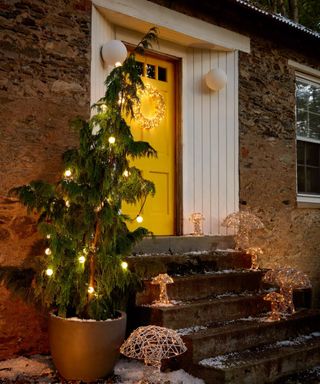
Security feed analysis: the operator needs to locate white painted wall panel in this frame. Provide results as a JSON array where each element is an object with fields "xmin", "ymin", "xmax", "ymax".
[
  {"xmin": 182, "ymin": 49, "xmax": 239, "ymax": 235},
  {"xmin": 91, "ymin": 6, "xmax": 115, "ymax": 105}
]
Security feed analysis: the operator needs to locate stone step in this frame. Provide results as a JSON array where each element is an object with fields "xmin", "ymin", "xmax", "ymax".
[
  {"xmin": 136, "ymin": 270, "xmax": 264, "ymax": 304},
  {"xmin": 128, "ymin": 250, "xmax": 252, "ymax": 279},
  {"xmin": 191, "ymin": 331, "xmax": 320, "ymax": 384},
  {"xmin": 179, "ymin": 309, "xmax": 320, "ymax": 364},
  {"xmin": 132, "ymin": 235, "xmax": 235, "ymax": 254},
  {"xmin": 134, "ymin": 293, "xmax": 268, "ymax": 330}
]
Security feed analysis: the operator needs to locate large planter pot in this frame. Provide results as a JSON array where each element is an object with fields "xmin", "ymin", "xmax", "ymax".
[{"xmin": 49, "ymin": 311, "xmax": 126, "ymax": 381}]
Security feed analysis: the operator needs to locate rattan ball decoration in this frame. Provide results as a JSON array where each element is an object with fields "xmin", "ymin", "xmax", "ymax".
[
  {"xmin": 120, "ymin": 325, "xmax": 187, "ymax": 370},
  {"xmin": 133, "ymin": 84, "xmax": 165, "ymax": 130}
]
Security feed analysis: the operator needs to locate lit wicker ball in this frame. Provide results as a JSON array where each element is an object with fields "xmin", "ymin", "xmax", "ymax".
[{"xmin": 120, "ymin": 325, "xmax": 187, "ymax": 370}]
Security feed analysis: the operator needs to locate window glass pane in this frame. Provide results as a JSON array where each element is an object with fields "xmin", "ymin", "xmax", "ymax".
[
  {"xmin": 308, "ymin": 112, "xmax": 320, "ymax": 140},
  {"xmin": 297, "ymin": 140, "xmax": 305, "ymax": 164},
  {"xmin": 158, "ymin": 66, "xmax": 167, "ymax": 82},
  {"xmin": 297, "ymin": 165, "xmax": 305, "ymax": 193},
  {"xmin": 296, "ymin": 79, "xmax": 320, "ymax": 140},
  {"xmin": 146, "ymin": 64, "xmax": 156, "ymax": 79},
  {"xmin": 306, "ymin": 167, "xmax": 320, "ymax": 193},
  {"xmin": 306, "ymin": 141, "xmax": 320, "ymax": 166},
  {"xmin": 297, "ymin": 109, "xmax": 308, "ymax": 137}
]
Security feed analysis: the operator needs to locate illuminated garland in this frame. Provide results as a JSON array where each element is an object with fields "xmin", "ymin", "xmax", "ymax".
[{"xmin": 133, "ymin": 84, "xmax": 165, "ymax": 129}]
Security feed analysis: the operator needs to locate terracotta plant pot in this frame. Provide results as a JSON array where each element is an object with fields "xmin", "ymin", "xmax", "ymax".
[{"xmin": 49, "ymin": 311, "xmax": 126, "ymax": 381}]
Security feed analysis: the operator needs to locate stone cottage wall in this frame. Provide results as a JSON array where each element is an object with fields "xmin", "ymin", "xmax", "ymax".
[
  {"xmin": 0, "ymin": 0, "xmax": 91, "ymax": 359},
  {"xmin": 1, "ymin": 0, "xmax": 320, "ymax": 361},
  {"xmin": 238, "ymin": 36, "xmax": 320, "ymax": 307}
]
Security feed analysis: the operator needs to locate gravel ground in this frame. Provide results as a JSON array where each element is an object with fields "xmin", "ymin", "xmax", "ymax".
[{"xmin": 0, "ymin": 355, "xmax": 319, "ymax": 383}]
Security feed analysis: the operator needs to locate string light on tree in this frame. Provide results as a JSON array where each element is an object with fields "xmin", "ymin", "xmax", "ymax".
[
  {"xmin": 45, "ymin": 248, "xmax": 52, "ymax": 256},
  {"xmin": 88, "ymin": 286, "xmax": 95, "ymax": 294},
  {"xmin": 121, "ymin": 261, "xmax": 128, "ymax": 270},
  {"xmin": 78, "ymin": 255, "xmax": 86, "ymax": 264},
  {"xmin": 65, "ymin": 200, "xmax": 70, "ymax": 208},
  {"xmin": 123, "ymin": 170, "xmax": 129, "ymax": 177},
  {"xmin": 136, "ymin": 215, "xmax": 143, "ymax": 223},
  {"xmin": 64, "ymin": 169, "xmax": 72, "ymax": 178},
  {"xmin": 46, "ymin": 234, "xmax": 51, "ymax": 239},
  {"xmin": 108, "ymin": 136, "xmax": 116, "ymax": 144},
  {"xmin": 46, "ymin": 268, "xmax": 53, "ymax": 277}
]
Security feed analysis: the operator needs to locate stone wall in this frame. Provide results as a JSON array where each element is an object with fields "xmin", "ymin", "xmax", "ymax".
[
  {"xmin": 239, "ymin": 36, "xmax": 320, "ymax": 306},
  {"xmin": 1, "ymin": 0, "xmax": 320, "ymax": 361},
  {"xmin": 0, "ymin": 0, "xmax": 91, "ymax": 359}
]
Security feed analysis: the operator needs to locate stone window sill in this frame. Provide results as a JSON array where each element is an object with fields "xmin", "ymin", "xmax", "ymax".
[{"xmin": 297, "ymin": 194, "xmax": 320, "ymax": 208}]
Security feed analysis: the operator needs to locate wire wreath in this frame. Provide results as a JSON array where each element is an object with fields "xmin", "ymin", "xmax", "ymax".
[{"xmin": 133, "ymin": 84, "xmax": 166, "ymax": 129}]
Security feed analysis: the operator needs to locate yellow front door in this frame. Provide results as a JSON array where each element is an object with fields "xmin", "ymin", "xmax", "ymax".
[{"xmin": 124, "ymin": 55, "xmax": 175, "ymax": 235}]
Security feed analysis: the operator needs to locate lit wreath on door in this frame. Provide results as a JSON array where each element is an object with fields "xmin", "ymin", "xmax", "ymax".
[{"xmin": 133, "ymin": 84, "xmax": 166, "ymax": 129}]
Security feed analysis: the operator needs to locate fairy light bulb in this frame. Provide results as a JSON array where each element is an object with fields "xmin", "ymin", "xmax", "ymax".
[
  {"xmin": 121, "ymin": 261, "xmax": 128, "ymax": 270},
  {"xmin": 118, "ymin": 96, "xmax": 125, "ymax": 105},
  {"xmin": 64, "ymin": 169, "xmax": 72, "ymax": 178},
  {"xmin": 136, "ymin": 215, "xmax": 143, "ymax": 223},
  {"xmin": 46, "ymin": 234, "xmax": 51, "ymax": 239},
  {"xmin": 78, "ymin": 255, "xmax": 86, "ymax": 264},
  {"xmin": 46, "ymin": 268, "xmax": 53, "ymax": 276},
  {"xmin": 65, "ymin": 200, "xmax": 70, "ymax": 207},
  {"xmin": 108, "ymin": 136, "xmax": 116, "ymax": 144},
  {"xmin": 45, "ymin": 248, "xmax": 52, "ymax": 255},
  {"xmin": 88, "ymin": 286, "xmax": 94, "ymax": 294},
  {"xmin": 123, "ymin": 170, "xmax": 129, "ymax": 177}
]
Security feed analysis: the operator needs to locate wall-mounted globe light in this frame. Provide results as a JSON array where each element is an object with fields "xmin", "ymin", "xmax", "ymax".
[
  {"xmin": 100, "ymin": 40, "xmax": 127, "ymax": 67},
  {"xmin": 205, "ymin": 67, "xmax": 227, "ymax": 91}
]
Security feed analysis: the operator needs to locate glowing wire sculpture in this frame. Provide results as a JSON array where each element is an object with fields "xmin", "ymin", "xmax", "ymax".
[
  {"xmin": 222, "ymin": 211, "xmax": 265, "ymax": 250},
  {"xmin": 189, "ymin": 212, "xmax": 205, "ymax": 236},
  {"xmin": 263, "ymin": 291, "xmax": 286, "ymax": 321},
  {"xmin": 120, "ymin": 325, "xmax": 187, "ymax": 384},
  {"xmin": 245, "ymin": 247, "xmax": 263, "ymax": 270},
  {"xmin": 151, "ymin": 274, "xmax": 174, "ymax": 305},
  {"xmin": 133, "ymin": 84, "xmax": 166, "ymax": 130},
  {"xmin": 263, "ymin": 267, "xmax": 311, "ymax": 314}
]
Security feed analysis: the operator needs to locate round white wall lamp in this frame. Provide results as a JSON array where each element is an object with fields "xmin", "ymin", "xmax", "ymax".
[
  {"xmin": 100, "ymin": 40, "xmax": 127, "ymax": 67},
  {"xmin": 205, "ymin": 68, "xmax": 227, "ymax": 91}
]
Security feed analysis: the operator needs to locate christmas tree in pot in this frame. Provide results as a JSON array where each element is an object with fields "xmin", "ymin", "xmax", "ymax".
[{"xmin": 9, "ymin": 29, "xmax": 159, "ymax": 380}]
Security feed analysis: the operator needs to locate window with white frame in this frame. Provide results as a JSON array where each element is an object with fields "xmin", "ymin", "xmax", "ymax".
[{"xmin": 296, "ymin": 74, "xmax": 320, "ymax": 201}]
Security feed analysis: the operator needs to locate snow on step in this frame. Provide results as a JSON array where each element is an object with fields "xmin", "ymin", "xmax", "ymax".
[
  {"xmin": 199, "ymin": 332, "xmax": 320, "ymax": 369},
  {"xmin": 193, "ymin": 331, "xmax": 320, "ymax": 384}
]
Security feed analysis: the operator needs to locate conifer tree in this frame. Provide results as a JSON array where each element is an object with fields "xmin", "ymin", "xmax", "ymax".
[{"xmin": 10, "ymin": 29, "xmax": 158, "ymax": 321}]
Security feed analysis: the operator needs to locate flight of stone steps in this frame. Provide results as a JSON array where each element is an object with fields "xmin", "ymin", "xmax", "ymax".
[{"xmin": 128, "ymin": 236, "xmax": 320, "ymax": 384}]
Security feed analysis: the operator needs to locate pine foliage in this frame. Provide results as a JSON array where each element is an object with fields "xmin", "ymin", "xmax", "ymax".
[{"xmin": 9, "ymin": 30, "xmax": 158, "ymax": 320}]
